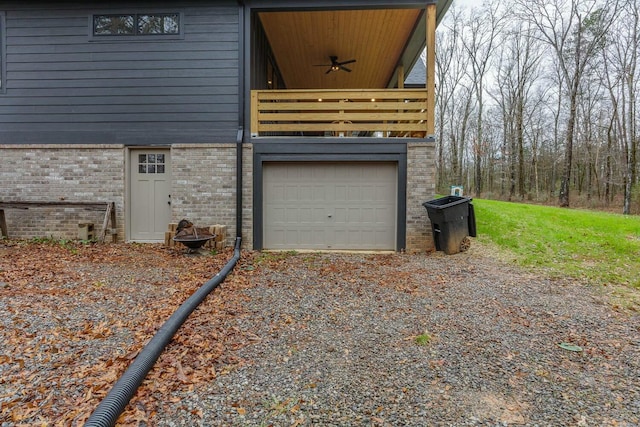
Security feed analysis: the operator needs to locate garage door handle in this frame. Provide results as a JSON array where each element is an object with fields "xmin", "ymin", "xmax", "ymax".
[{"xmin": 328, "ymin": 214, "xmax": 332, "ymax": 218}]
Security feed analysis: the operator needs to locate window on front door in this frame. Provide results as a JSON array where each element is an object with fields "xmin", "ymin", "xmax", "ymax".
[{"xmin": 138, "ymin": 153, "xmax": 166, "ymax": 174}]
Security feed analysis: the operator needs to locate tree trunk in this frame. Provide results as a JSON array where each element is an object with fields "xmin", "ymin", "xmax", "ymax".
[
  {"xmin": 501, "ymin": 116, "xmax": 508, "ymax": 197},
  {"xmin": 623, "ymin": 73, "xmax": 637, "ymax": 214},
  {"xmin": 605, "ymin": 115, "xmax": 614, "ymax": 205},
  {"xmin": 451, "ymin": 133, "xmax": 459, "ymax": 185},
  {"xmin": 510, "ymin": 127, "xmax": 517, "ymax": 200},
  {"xmin": 516, "ymin": 97, "xmax": 525, "ymax": 198},
  {"xmin": 559, "ymin": 25, "xmax": 583, "ymax": 208},
  {"xmin": 558, "ymin": 94, "xmax": 576, "ymax": 208}
]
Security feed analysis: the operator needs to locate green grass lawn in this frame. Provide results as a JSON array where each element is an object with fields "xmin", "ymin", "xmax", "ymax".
[{"xmin": 472, "ymin": 199, "xmax": 640, "ymax": 289}]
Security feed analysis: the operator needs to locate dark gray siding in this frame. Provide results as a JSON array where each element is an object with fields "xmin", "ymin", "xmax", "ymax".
[{"xmin": 0, "ymin": 1, "xmax": 240, "ymax": 144}]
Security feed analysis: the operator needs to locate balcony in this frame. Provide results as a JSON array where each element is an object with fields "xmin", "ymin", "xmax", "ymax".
[{"xmin": 250, "ymin": 89, "xmax": 428, "ymax": 139}]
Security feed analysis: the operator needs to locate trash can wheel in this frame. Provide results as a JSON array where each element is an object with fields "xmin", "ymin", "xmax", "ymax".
[{"xmin": 460, "ymin": 236, "xmax": 471, "ymax": 252}]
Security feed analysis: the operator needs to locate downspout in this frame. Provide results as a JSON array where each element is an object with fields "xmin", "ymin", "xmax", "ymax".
[
  {"xmin": 236, "ymin": 0, "xmax": 245, "ymax": 240},
  {"xmin": 236, "ymin": 128, "xmax": 243, "ymax": 238}
]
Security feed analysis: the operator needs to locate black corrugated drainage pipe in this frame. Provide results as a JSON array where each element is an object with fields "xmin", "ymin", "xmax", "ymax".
[{"xmin": 85, "ymin": 237, "xmax": 242, "ymax": 427}]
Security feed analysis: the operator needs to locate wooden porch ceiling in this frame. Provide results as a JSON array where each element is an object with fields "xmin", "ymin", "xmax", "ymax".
[{"xmin": 258, "ymin": 9, "xmax": 422, "ymax": 90}]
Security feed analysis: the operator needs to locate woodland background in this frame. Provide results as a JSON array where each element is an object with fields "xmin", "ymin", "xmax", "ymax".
[{"xmin": 434, "ymin": 0, "xmax": 638, "ymax": 214}]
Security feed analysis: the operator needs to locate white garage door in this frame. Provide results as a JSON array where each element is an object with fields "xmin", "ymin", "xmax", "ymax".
[{"xmin": 263, "ymin": 162, "xmax": 397, "ymax": 250}]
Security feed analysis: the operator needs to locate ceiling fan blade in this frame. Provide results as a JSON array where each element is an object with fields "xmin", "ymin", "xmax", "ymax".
[{"xmin": 317, "ymin": 56, "xmax": 356, "ymax": 74}]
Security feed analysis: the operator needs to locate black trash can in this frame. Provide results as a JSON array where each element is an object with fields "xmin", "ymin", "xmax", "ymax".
[{"xmin": 423, "ymin": 196, "xmax": 474, "ymax": 255}]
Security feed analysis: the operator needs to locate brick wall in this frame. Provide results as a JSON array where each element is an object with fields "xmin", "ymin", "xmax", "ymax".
[
  {"xmin": 241, "ymin": 144, "xmax": 254, "ymax": 250},
  {"xmin": 2, "ymin": 142, "xmax": 433, "ymax": 252},
  {"xmin": 0, "ymin": 145, "xmax": 125, "ymax": 240},
  {"xmin": 168, "ymin": 143, "xmax": 253, "ymax": 249},
  {"xmin": 1, "ymin": 143, "xmax": 252, "ymax": 247},
  {"xmin": 170, "ymin": 144, "xmax": 238, "ymax": 244},
  {"xmin": 406, "ymin": 142, "xmax": 437, "ymax": 252}
]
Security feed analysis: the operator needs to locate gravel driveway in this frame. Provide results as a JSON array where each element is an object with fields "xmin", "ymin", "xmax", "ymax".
[{"xmin": 1, "ymin": 241, "xmax": 639, "ymax": 426}]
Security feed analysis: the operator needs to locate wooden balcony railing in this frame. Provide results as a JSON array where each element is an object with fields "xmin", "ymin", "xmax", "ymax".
[{"xmin": 251, "ymin": 89, "xmax": 428, "ymax": 138}]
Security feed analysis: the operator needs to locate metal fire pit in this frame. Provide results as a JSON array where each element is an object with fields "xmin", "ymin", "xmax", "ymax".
[{"xmin": 173, "ymin": 234, "xmax": 216, "ymax": 253}]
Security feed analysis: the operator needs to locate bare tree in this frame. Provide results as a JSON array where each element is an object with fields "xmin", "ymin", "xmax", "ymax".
[
  {"xmin": 600, "ymin": 0, "xmax": 638, "ymax": 213},
  {"xmin": 517, "ymin": 0, "xmax": 620, "ymax": 207},
  {"xmin": 435, "ymin": 7, "xmax": 469, "ymax": 191},
  {"xmin": 449, "ymin": 83, "xmax": 474, "ymax": 186},
  {"xmin": 524, "ymin": 91, "xmax": 552, "ymax": 199},
  {"xmin": 461, "ymin": 0, "xmax": 504, "ymax": 196},
  {"xmin": 488, "ymin": 43, "xmax": 516, "ymax": 198},
  {"xmin": 488, "ymin": 15, "xmax": 544, "ymax": 200},
  {"xmin": 435, "ymin": 0, "xmax": 635, "ymax": 212},
  {"xmin": 575, "ymin": 73, "xmax": 606, "ymax": 201}
]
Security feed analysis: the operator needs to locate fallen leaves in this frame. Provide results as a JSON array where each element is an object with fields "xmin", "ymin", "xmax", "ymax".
[{"xmin": 0, "ymin": 241, "xmax": 256, "ymax": 425}]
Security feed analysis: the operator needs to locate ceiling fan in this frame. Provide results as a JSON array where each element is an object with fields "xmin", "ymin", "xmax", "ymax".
[{"xmin": 314, "ymin": 56, "xmax": 356, "ymax": 74}]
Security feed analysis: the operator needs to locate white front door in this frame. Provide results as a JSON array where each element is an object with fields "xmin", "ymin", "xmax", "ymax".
[{"xmin": 129, "ymin": 149, "xmax": 171, "ymax": 241}]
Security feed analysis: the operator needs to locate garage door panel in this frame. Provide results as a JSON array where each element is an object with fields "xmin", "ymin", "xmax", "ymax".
[
  {"xmin": 350, "ymin": 230, "xmax": 364, "ymax": 243},
  {"xmin": 300, "ymin": 207, "xmax": 326, "ymax": 223},
  {"xmin": 379, "ymin": 184, "xmax": 395, "ymax": 201},
  {"xmin": 333, "ymin": 208, "xmax": 347, "ymax": 222},
  {"xmin": 300, "ymin": 229, "xmax": 325, "ymax": 246},
  {"xmin": 266, "ymin": 228, "xmax": 325, "ymax": 248},
  {"xmin": 285, "ymin": 185, "xmax": 299, "ymax": 201},
  {"xmin": 377, "ymin": 207, "xmax": 394, "ymax": 223},
  {"xmin": 263, "ymin": 162, "xmax": 396, "ymax": 250},
  {"xmin": 347, "ymin": 186, "xmax": 361, "ymax": 200},
  {"xmin": 361, "ymin": 185, "xmax": 375, "ymax": 200},
  {"xmin": 360, "ymin": 230, "xmax": 375, "ymax": 244},
  {"xmin": 359, "ymin": 208, "xmax": 375, "ymax": 223},
  {"xmin": 268, "ymin": 229, "xmax": 285, "ymax": 244},
  {"xmin": 269, "ymin": 206, "xmax": 325, "ymax": 224},
  {"xmin": 285, "ymin": 208, "xmax": 299, "ymax": 223},
  {"xmin": 335, "ymin": 185, "xmax": 347, "ymax": 201},
  {"xmin": 313, "ymin": 186, "xmax": 328, "ymax": 201},
  {"xmin": 271, "ymin": 185, "xmax": 285, "ymax": 200},
  {"xmin": 268, "ymin": 206, "xmax": 287, "ymax": 221}
]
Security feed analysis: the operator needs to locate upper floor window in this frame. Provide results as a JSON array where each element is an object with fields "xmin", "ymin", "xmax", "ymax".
[{"xmin": 93, "ymin": 13, "xmax": 180, "ymax": 36}]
